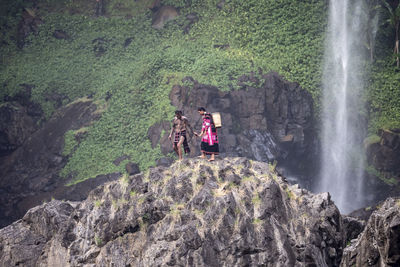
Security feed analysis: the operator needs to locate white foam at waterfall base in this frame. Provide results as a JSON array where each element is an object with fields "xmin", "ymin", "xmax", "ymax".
[{"xmin": 317, "ymin": 0, "xmax": 374, "ymax": 214}]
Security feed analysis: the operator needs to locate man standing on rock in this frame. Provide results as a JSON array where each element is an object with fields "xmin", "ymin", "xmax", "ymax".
[
  {"xmin": 194, "ymin": 107, "xmax": 219, "ymax": 161},
  {"xmin": 169, "ymin": 110, "xmax": 193, "ymax": 160}
]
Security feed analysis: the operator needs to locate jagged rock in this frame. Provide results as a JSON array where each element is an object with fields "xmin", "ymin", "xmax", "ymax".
[
  {"xmin": 340, "ymin": 197, "xmax": 400, "ymax": 266},
  {"xmin": 125, "ymin": 162, "xmax": 140, "ymax": 175},
  {"xmin": 17, "ymin": 8, "xmax": 43, "ymax": 49},
  {"xmin": 147, "ymin": 120, "xmax": 171, "ymax": 154},
  {"xmin": 156, "ymin": 157, "xmax": 174, "ymax": 167},
  {"xmin": 342, "ymin": 216, "xmax": 366, "ymax": 244},
  {"xmin": 152, "ymin": 6, "xmax": 179, "ymax": 29},
  {"xmin": 0, "ymin": 99, "xmax": 105, "ymax": 228},
  {"xmin": 366, "ymin": 129, "xmax": 400, "ymax": 179},
  {"xmin": 0, "ymin": 158, "xmax": 345, "ymax": 266},
  {"xmin": 53, "ymin": 29, "xmax": 70, "ymax": 40},
  {"xmin": 0, "ymin": 102, "xmax": 37, "ymax": 156},
  {"xmin": 349, "ymin": 204, "xmax": 380, "ymax": 221}
]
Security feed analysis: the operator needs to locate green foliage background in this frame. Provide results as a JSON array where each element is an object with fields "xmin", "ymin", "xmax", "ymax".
[{"xmin": 0, "ymin": 0, "xmax": 398, "ymax": 183}]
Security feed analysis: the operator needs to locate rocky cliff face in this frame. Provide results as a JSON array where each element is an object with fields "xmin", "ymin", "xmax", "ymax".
[
  {"xmin": 0, "ymin": 157, "xmax": 344, "ymax": 267},
  {"xmin": 340, "ymin": 197, "xmax": 400, "ymax": 267},
  {"xmin": 0, "ymin": 98, "xmax": 120, "ymax": 228},
  {"xmin": 150, "ymin": 72, "xmax": 316, "ymax": 181}
]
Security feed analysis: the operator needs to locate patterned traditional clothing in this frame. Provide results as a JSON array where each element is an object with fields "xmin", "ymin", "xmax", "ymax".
[
  {"xmin": 171, "ymin": 115, "xmax": 192, "ymax": 155},
  {"xmin": 174, "ymin": 130, "xmax": 190, "ymax": 154},
  {"xmin": 200, "ymin": 113, "xmax": 219, "ymax": 155}
]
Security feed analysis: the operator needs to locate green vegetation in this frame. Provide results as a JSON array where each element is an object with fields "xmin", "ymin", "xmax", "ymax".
[
  {"xmin": 94, "ymin": 235, "xmax": 103, "ymax": 246},
  {"xmin": 0, "ymin": 0, "xmax": 399, "ymax": 184},
  {"xmin": 363, "ymin": 134, "xmax": 381, "ymax": 147},
  {"xmin": 130, "ymin": 190, "xmax": 137, "ymax": 198},
  {"xmin": 367, "ymin": 63, "xmax": 400, "ymax": 133},
  {"xmin": 251, "ymin": 193, "xmax": 261, "ymax": 205},
  {"xmin": 94, "ymin": 200, "xmax": 102, "ymax": 207},
  {"xmin": 252, "ymin": 218, "xmax": 263, "ymax": 225},
  {"xmin": 285, "ymin": 187, "xmax": 294, "ymax": 200}
]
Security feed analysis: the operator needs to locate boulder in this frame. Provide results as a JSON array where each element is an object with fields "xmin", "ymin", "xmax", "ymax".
[
  {"xmin": 125, "ymin": 162, "xmax": 140, "ymax": 175},
  {"xmin": 53, "ymin": 29, "xmax": 70, "ymax": 40},
  {"xmin": 156, "ymin": 157, "xmax": 174, "ymax": 167},
  {"xmin": 152, "ymin": 6, "xmax": 179, "ymax": 29},
  {"xmin": 147, "ymin": 120, "xmax": 171, "ymax": 154}
]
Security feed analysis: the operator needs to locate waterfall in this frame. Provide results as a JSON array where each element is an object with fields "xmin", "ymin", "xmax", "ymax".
[{"xmin": 318, "ymin": 0, "xmax": 373, "ymax": 213}]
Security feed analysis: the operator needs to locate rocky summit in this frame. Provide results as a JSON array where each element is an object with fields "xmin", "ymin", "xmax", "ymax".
[
  {"xmin": 0, "ymin": 157, "xmax": 346, "ymax": 266},
  {"xmin": 1, "ymin": 158, "xmax": 398, "ymax": 267}
]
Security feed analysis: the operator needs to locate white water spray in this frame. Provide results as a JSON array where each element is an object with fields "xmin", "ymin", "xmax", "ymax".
[{"xmin": 318, "ymin": 0, "xmax": 373, "ymax": 213}]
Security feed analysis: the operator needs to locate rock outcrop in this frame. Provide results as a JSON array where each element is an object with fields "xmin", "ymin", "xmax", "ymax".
[
  {"xmin": 150, "ymin": 72, "xmax": 316, "ymax": 179},
  {"xmin": 0, "ymin": 158, "xmax": 344, "ymax": 266},
  {"xmin": 0, "ymin": 98, "xmax": 118, "ymax": 228},
  {"xmin": 340, "ymin": 197, "xmax": 400, "ymax": 267},
  {"xmin": 17, "ymin": 8, "xmax": 42, "ymax": 49},
  {"xmin": 0, "ymin": 102, "xmax": 38, "ymax": 156},
  {"xmin": 152, "ymin": 6, "xmax": 179, "ymax": 29},
  {"xmin": 1, "ymin": 84, "xmax": 43, "ymax": 157},
  {"xmin": 366, "ymin": 129, "xmax": 400, "ymax": 183}
]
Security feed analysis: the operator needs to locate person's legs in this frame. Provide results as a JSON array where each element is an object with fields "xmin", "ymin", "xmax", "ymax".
[
  {"xmin": 173, "ymin": 132, "xmax": 179, "ymax": 156},
  {"xmin": 177, "ymin": 136, "xmax": 184, "ymax": 160},
  {"xmin": 209, "ymin": 153, "xmax": 215, "ymax": 161},
  {"xmin": 182, "ymin": 134, "xmax": 190, "ymax": 154},
  {"xmin": 199, "ymin": 142, "xmax": 207, "ymax": 158}
]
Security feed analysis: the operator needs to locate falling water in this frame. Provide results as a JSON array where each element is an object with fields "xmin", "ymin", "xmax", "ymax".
[{"xmin": 318, "ymin": 0, "xmax": 373, "ymax": 213}]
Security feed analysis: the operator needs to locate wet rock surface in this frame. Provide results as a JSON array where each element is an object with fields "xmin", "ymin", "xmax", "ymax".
[
  {"xmin": 340, "ymin": 197, "xmax": 400, "ymax": 267},
  {"xmin": 0, "ymin": 158, "xmax": 345, "ymax": 266}
]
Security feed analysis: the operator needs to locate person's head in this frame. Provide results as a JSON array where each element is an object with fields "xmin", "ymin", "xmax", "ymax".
[
  {"xmin": 175, "ymin": 110, "xmax": 183, "ymax": 118},
  {"xmin": 197, "ymin": 107, "xmax": 206, "ymax": 115}
]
